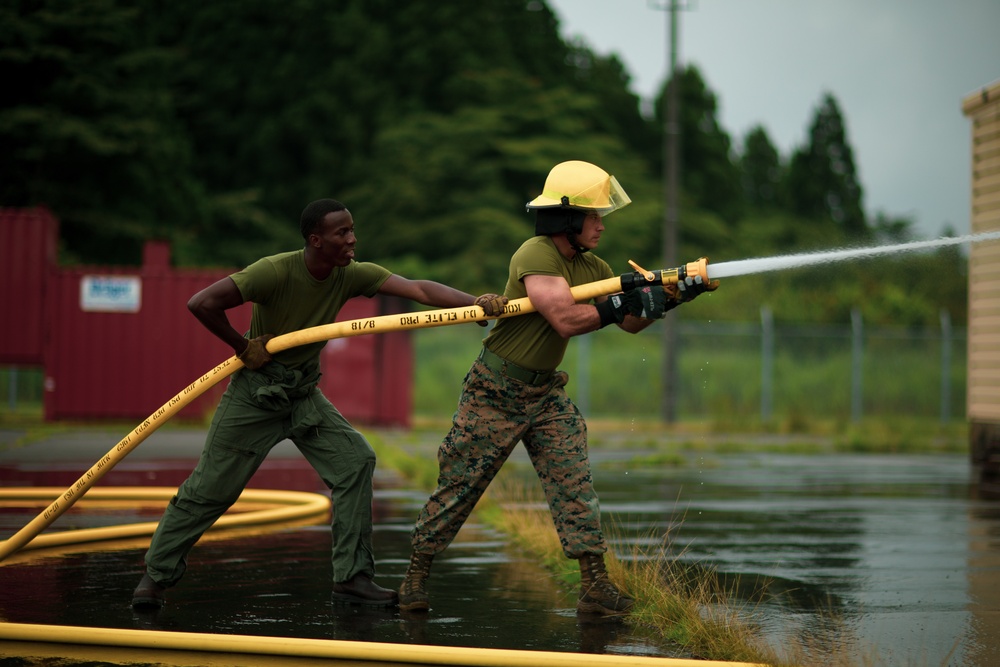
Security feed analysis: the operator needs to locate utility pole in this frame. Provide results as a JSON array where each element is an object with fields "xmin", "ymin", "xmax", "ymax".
[{"xmin": 649, "ymin": 0, "xmax": 684, "ymax": 422}]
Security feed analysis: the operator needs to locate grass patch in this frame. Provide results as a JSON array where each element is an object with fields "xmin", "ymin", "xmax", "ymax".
[
  {"xmin": 365, "ymin": 430, "xmax": 441, "ymax": 492},
  {"xmin": 833, "ymin": 418, "xmax": 967, "ymax": 454},
  {"xmin": 0, "ymin": 417, "xmax": 70, "ymax": 452},
  {"xmin": 482, "ymin": 476, "xmax": 893, "ymax": 666},
  {"xmin": 484, "ymin": 476, "xmax": 779, "ymax": 662}
]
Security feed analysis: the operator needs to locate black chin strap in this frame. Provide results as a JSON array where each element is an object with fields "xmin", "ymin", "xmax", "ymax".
[
  {"xmin": 566, "ymin": 230, "xmax": 589, "ymax": 254},
  {"xmin": 560, "ymin": 197, "xmax": 589, "ymax": 253}
]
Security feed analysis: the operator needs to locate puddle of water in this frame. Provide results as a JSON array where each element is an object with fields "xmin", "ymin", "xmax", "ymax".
[
  {"xmin": 590, "ymin": 452, "xmax": 1000, "ymax": 665},
  {"xmin": 0, "ymin": 458, "xmax": 675, "ymax": 660},
  {"xmin": 3, "ymin": 440, "xmax": 1000, "ymax": 666}
]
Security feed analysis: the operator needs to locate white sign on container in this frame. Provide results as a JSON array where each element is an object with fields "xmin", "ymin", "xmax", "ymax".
[{"xmin": 80, "ymin": 275, "xmax": 142, "ymax": 313}]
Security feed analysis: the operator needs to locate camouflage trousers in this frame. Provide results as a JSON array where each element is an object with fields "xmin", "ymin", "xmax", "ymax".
[{"xmin": 410, "ymin": 354, "xmax": 607, "ymax": 559}]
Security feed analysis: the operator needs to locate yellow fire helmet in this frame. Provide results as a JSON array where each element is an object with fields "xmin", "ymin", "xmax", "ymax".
[{"xmin": 525, "ymin": 160, "xmax": 631, "ymax": 216}]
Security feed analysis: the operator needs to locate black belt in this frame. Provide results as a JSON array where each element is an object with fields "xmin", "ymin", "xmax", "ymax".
[{"xmin": 479, "ymin": 347, "xmax": 553, "ymax": 386}]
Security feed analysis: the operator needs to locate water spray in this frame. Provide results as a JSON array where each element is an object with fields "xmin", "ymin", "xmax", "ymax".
[{"xmin": 707, "ymin": 230, "xmax": 1000, "ymax": 280}]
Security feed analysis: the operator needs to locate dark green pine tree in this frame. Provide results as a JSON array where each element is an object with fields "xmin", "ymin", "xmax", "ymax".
[
  {"xmin": 787, "ymin": 92, "xmax": 867, "ymax": 237},
  {"xmin": 0, "ymin": 0, "xmax": 204, "ymax": 265},
  {"xmin": 740, "ymin": 125, "xmax": 786, "ymax": 212},
  {"xmin": 653, "ymin": 65, "xmax": 745, "ymax": 224}
]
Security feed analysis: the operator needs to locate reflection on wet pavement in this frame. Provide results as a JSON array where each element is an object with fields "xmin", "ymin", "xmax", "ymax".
[
  {"xmin": 3, "ymin": 432, "xmax": 1000, "ymax": 666},
  {"xmin": 0, "ymin": 452, "xmax": 675, "ymax": 661}
]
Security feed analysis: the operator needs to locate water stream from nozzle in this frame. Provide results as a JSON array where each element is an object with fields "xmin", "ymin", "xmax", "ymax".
[{"xmin": 708, "ymin": 231, "xmax": 1000, "ymax": 280}]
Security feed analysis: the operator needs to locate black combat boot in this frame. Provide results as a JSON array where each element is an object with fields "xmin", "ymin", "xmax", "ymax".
[
  {"xmin": 132, "ymin": 572, "xmax": 167, "ymax": 609},
  {"xmin": 332, "ymin": 573, "xmax": 399, "ymax": 607}
]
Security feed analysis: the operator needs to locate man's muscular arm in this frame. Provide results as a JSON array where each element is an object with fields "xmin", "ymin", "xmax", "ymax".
[{"xmin": 187, "ymin": 277, "xmax": 251, "ymax": 356}]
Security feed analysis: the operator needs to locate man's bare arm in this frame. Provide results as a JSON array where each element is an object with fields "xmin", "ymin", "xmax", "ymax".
[{"xmin": 187, "ymin": 277, "xmax": 250, "ymax": 356}]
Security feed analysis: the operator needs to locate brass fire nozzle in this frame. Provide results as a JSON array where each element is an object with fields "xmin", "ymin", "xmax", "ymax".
[
  {"xmin": 681, "ymin": 257, "xmax": 710, "ymax": 284},
  {"xmin": 623, "ymin": 257, "xmax": 712, "ymax": 290}
]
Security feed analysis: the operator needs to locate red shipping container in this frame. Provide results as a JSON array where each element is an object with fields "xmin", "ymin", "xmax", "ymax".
[
  {"xmin": 41, "ymin": 240, "xmax": 412, "ymax": 427},
  {"xmin": 43, "ymin": 243, "xmax": 250, "ymax": 421},
  {"xmin": 0, "ymin": 207, "xmax": 58, "ymax": 365},
  {"xmin": 319, "ymin": 296, "xmax": 413, "ymax": 427}
]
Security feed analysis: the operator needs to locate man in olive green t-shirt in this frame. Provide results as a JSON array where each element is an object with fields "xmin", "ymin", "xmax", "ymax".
[
  {"xmin": 132, "ymin": 199, "xmax": 506, "ymax": 610},
  {"xmin": 400, "ymin": 161, "xmax": 715, "ymax": 616}
]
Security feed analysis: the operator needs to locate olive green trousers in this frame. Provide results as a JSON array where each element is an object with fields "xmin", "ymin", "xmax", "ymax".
[{"xmin": 144, "ymin": 363, "xmax": 377, "ymax": 586}]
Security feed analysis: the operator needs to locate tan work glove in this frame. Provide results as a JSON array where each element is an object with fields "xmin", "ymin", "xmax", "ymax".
[
  {"xmin": 238, "ymin": 334, "xmax": 274, "ymax": 370},
  {"xmin": 475, "ymin": 293, "xmax": 508, "ymax": 316},
  {"xmin": 474, "ymin": 294, "xmax": 508, "ymax": 328}
]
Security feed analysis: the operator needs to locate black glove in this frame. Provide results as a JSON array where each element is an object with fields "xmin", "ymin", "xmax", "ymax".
[
  {"xmin": 667, "ymin": 274, "xmax": 717, "ymax": 303},
  {"xmin": 595, "ymin": 286, "xmax": 668, "ymax": 327},
  {"xmin": 238, "ymin": 334, "xmax": 274, "ymax": 370}
]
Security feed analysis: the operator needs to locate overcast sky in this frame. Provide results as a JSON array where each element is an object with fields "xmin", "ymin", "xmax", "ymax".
[{"xmin": 545, "ymin": 0, "xmax": 1000, "ymax": 239}]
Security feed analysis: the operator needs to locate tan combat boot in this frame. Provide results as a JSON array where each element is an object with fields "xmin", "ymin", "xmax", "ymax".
[
  {"xmin": 399, "ymin": 551, "xmax": 434, "ymax": 612},
  {"xmin": 577, "ymin": 553, "xmax": 634, "ymax": 615}
]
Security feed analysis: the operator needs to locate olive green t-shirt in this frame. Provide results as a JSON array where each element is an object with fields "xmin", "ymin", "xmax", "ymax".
[
  {"xmin": 230, "ymin": 250, "xmax": 391, "ymax": 371},
  {"xmin": 484, "ymin": 236, "xmax": 614, "ymax": 371}
]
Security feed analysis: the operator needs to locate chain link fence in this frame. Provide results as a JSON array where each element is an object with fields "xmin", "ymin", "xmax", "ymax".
[{"xmin": 567, "ymin": 308, "xmax": 965, "ymax": 424}]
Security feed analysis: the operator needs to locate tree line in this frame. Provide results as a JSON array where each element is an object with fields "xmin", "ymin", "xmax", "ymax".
[{"xmin": 1, "ymin": 0, "xmax": 965, "ymax": 326}]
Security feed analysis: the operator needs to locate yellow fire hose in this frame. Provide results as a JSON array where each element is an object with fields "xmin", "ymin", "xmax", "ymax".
[
  {"xmin": 0, "ymin": 258, "xmax": 709, "ymax": 561},
  {"xmin": 0, "ymin": 487, "xmax": 764, "ymax": 667},
  {"xmin": 0, "ymin": 259, "xmax": 763, "ymax": 667},
  {"xmin": 0, "ymin": 622, "xmax": 763, "ymax": 667},
  {"xmin": 0, "ymin": 487, "xmax": 330, "ymax": 555}
]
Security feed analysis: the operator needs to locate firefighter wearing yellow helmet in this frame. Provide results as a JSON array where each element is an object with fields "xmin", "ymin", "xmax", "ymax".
[
  {"xmin": 526, "ymin": 160, "xmax": 631, "ymax": 253},
  {"xmin": 400, "ymin": 160, "xmax": 714, "ymax": 617}
]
